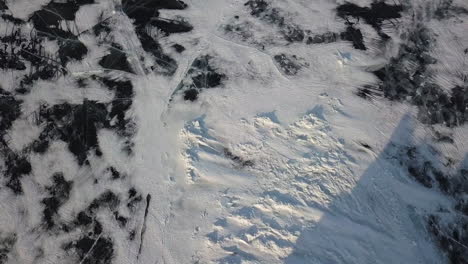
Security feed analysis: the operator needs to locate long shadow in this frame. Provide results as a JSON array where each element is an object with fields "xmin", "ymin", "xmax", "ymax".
[{"xmin": 284, "ymin": 114, "xmax": 445, "ymax": 263}]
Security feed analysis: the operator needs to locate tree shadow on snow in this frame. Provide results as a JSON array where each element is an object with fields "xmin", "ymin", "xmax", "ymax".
[{"xmin": 283, "ymin": 114, "xmax": 446, "ymax": 264}]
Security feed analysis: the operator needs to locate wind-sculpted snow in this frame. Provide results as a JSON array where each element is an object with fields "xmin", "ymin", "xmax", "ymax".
[
  {"xmin": 0, "ymin": 0, "xmax": 467, "ymax": 263},
  {"xmin": 181, "ymin": 113, "xmax": 355, "ymax": 262},
  {"xmin": 180, "ymin": 110, "xmax": 463, "ymax": 263}
]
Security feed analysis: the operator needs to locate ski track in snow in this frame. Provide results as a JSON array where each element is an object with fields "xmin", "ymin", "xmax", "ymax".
[{"xmin": 0, "ymin": 0, "xmax": 467, "ymax": 263}]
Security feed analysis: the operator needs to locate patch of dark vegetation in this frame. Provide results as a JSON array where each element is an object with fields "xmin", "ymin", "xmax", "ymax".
[
  {"xmin": 245, "ymin": 0, "xmax": 289, "ymax": 30},
  {"xmin": 122, "ymin": 0, "xmax": 186, "ymax": 26},
  {"xmin": 0, "ymin": 2, "xmax": 23, "ymax": 34},
  {"xmin": 183, "ymin": 89, "xmax": 199, "ymax": 101},
  {"xmin": 99, "ymin": 44, "xmax": 134, "ymax": 74},
  {"xmin": 76, "ymin": 78, "xmax": 88, "ymax": 88},
  {"xmin": 281, "ymin": 24, "xmax": 304, "ymax": 42},
  {"xmin": 122, "ymin": 0, "xmax": 160, "ymax": 25},
  {"xmin": 223, "ymin": 148, "xmax": 254, "ymax": 167},
  {"xmin": 174, "ymin": 55, "xmax": 226, "ymax": 101},
  {"xmin": 379, "ymin": 43, "xmax": 433, "ymax": 97},
  {"xmin": 407, "ymin": 161, "xmax": 436, "ymax": 188},
  {"xmin": 242, "ymin": 0, "xmax": 377, "ymax": 48},
  {"xmin": 391, "ymin": 142, "xmax": 468, "ymax": 264},
  {"xmin": 18, "ymin": 34, "xmax": 61, "ymax": 68},
  {"xmin": 2, "ymin": 154, "xmax": 32, "ymax": 194},
  {"xmin": 73, "ymin": 193, "xmax": 120, "ymax": 228},
  {"xmin": 97, "ymin": 77, "xmax": 135, "ymax": 153},
  {"xmin": 172, "ymin": 43, "xmax": 185, "ymax": 53},
  {"xmin": 391, "ymin": 145, "xmax": 439, "ymax": 189},
  {"xmin": 414, "ymin": 84, "xmax": 468, "ymax": 127},
  {"xmin": 340, "ymin": 24, "xmax": 366, "ymax": 50},
  {"xmin": 105, "ymin": 79, "xmax": 134, "ymax": 131},
  {"xmin": 336, "ymin": 1, "xmax": 403, "ymax": 39},
  {"xmin": 65, "ymin": 227, "xmax": 114, "ymax": 264},
  {"xmin": 0, "ymin": 48, "xmax": 26, "ymax": 71},
  {"xmin": 434, "ymin": 131, "xmax": 454, "ymax": 144},
  {"xmin": 0, "ymin": 140, "xmax": 31, "ymax": 194},
  {"xmin": 0, "ymin": 2, "xmax": 155, "ymax": 261},
  {"xmin": 129, "ymin": 230, "xmax": 136, "ymax": 240},
  {"xmin": 245, "ymin": 0, "xmax": 269, "ymax": 17},
  {"xmin": 30, "ymin": 10, "xmax": 73, "ymax": 40},
  {"xmin": 25, "ymin": 1, "xmax": 91, "ymax": 70},
  {"xmin": 434, "ymin": 0, "xmax": 468, "ymax": 19},
  {"xmin": 150, "ymin": 18, "xmax": 193, "ymax": 35},
  {"xmin": 42, "ymin": 172, "xmax": 73, "ymax": 229},
  {"xmin": 30, "ymin": 0, "xmax": 94, "ymax": 39},
  {"xmin": 18, "ymin": 64, "xmax": 62, "ymax": 94},
  {"xmin": 306, "ymin": 32, "xmax": 338, "ymax": 45},
  {"xmin": 59, "ymin": 40, "xmax": 88, "ymax": 65},
  {"xmin": 75, "ymin": 214, "xmax": 102, "ymax": 235},
  {"xmin": 75, "ymin": 211, "xmax": 93, "ymax": 226},
  {"xmin": 114, "ymin": 212, "xmax": 128, "ymax": 227},
  {"xmin": 139, "ymin": 30, "xmax": 178, "ymax": 75},
  {"xmin": 122, "ymin": 0, "xmax": 190, "ymax": 76},
  {"xmin": 33, "ymin": 100, "xmax": 110, "ymax": 165},
  {"xmin": 64, "ymin": 188, "xmax": 144, "ymax": 263},
  {"xmin": 108, "ymin": 167, "xmax": 120, "ymax": 180},
  {"xmin": 18, "ymin": 62, "xmax": 62, "ymax": 93},
  {"xmin": 88, "ymin": 191, "xmax": 120, "ymax": 213},
  {"xmin": 0, "ymin": 27, "xmax": 66, "ymax": 92},
  {"xmin": 244, "ymin": 0, "xmax": 306, "ymax": 43},
  {"xmin": 0, "ymin": 0, "xmax": 7, "ymax": 11},
  {"xmin": 0, "ymin": 30, "xmax": 36, "ymax": 71},
  {"xmin": 0, "ymin": 88, "xmax": 21, "ymax": 134},
  {"xmin": 367, "ymin": 23, "xmax": 468, "ymax": 127},
  {"xmin": 0, "ymin": 90, "xmax": 24, "ymax": 192},
  {"xmin": 93, "ymin": 14, "xmax": 111, "ymax": 37},
  {"xmin": 75, "ymin": 235, "xmax": 113, "ymax": 264},
  {"xmin": 189, "ymin": 55, "xmax": 225, "ymax": 88},
  {"xmin": 1, "ymin": 14, "xmax": 24, "ymax": 25},
  {"xmin": 127, "ymin": 187, "xmax": 143, "ymax": 211},
  {"xmin": 223, "ymin": 20, "xmax": 256, "ymax": 43},
  {"xmin": 428, "ymin": 210, "xmax": 468, "ymax": 264},
  {"xmin": 63, "ymin": 187, "xmax": 144, "ymax": 262},
  {"xmin": 355, "ymin": 85, "xmax": 382, "ymax": 100},
  {"xmin": 455, "ymin": 190, "xmax": 468, "ymax": 215},
  {"xmin": 273, "ymin": 53, "xmax": 308, "ymax": 76},
  {"xmin": 390, "ymin": 143, "xmax": 468, "ymax": 194},
  {"xmin": 0, "ymin": 233, "xmax": 16, "ymax": 264},
  {"xmin": 128, "ymin": 187, "xmax": 137, "ymax": 199}
]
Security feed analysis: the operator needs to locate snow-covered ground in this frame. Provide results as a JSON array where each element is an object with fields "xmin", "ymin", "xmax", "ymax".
[{"xmin": 0, "ymin": 0, "xmax": 467, "ymax": 263}]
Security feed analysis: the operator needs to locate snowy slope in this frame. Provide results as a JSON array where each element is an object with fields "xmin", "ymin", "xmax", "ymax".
[{"xmin": 0, "ymin": 0, "xmax": 467, "ymax": 264}]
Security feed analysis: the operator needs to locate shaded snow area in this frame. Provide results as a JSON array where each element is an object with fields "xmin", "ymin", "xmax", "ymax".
[{"xmin": 0, "ymin": 0, "xmax": 467, "ymax": 263}]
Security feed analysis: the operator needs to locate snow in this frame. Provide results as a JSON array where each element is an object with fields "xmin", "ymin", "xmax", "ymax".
[{"xmin": 0, "ymin": 0, "xmax": 467, "ymax": 263}]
